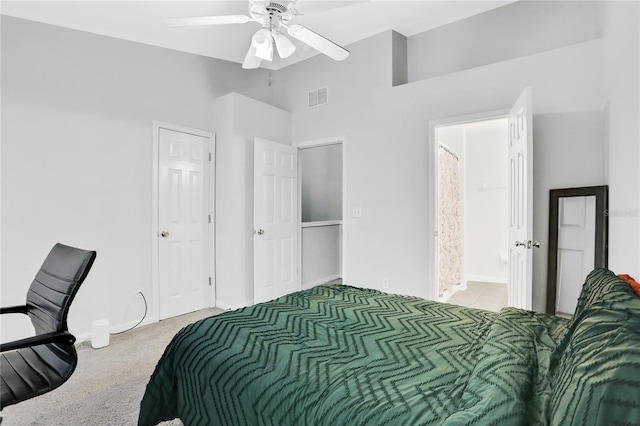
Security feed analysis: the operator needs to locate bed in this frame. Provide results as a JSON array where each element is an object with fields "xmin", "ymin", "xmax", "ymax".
[{"xmin": 138, "ymin": 269, "xmax": 640, "ymax": 425}]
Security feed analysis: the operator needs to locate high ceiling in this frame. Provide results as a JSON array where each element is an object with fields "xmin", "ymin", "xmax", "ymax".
[{"xmin": 1, "ymin": 1, "xmax": 516, "ymax": 70}]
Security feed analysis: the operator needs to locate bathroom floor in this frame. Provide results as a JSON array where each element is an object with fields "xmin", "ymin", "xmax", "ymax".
[
  {"xmin": 445, "ymin": 281, "xmax": 508, "ymax": 312},
  {"xmin": 327, "ymin": 278, "xmax": 506, "ymax": 313}
]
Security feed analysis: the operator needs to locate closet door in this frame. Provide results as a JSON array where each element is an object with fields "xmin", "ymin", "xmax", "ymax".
[
  {"xmin": 158, "ymin": 128, "xmax": 212, "ymax": 319},
  {"xmin": 254, "ymin": 138, "xmax": 298, "ymax": 303}
]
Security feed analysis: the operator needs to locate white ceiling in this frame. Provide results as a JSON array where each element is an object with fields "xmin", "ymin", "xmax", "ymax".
[{"xmin": 1, "ymin": 0, "xmax": 516, "ymax": 70}]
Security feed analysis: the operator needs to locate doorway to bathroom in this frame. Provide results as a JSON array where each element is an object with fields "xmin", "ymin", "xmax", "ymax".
[{"xmin": 436, "ymin": 118, "xmax": 509, "ymax": 311}]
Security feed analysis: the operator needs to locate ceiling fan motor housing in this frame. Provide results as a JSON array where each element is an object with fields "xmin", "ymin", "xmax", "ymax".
[
  {"xmin": 266, "ymin": 2, "xmax": 289, "ymax": 14},
  {"xmin": 249, "ymin": 0, "xmax": 296, "ymax": 24}
]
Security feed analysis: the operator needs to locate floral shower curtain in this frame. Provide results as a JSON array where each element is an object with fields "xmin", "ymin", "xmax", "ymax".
[{"xmin": 438, "ymin": 145, "xmax": 463, "ymax": 297}]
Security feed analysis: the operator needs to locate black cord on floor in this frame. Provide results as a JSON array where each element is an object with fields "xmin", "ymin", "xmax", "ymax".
[{"xmin": 110, "ymin": 291, "xmax": 147, "ymax": 335}]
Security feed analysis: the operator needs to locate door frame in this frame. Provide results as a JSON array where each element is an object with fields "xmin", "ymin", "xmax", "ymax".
[
  {"xmin": 151, "ymin": 121, "xmax": 216, "ymax": 321},
  {"xmin": 428, "ymin": 110, "xmax": 508, "ymax": 301},
  {"xmin": 294, "ymin": 136, "xmax": 348, "ymax": 288}
]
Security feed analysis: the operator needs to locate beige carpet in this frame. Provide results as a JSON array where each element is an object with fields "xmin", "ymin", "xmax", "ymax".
[
  {"xmin": 2, "ymin": 308, "xmax": 223, "ymax": 425},
  {"xmin": 445, "ymin": 281, "xmax": 507, "ymax": 312}
]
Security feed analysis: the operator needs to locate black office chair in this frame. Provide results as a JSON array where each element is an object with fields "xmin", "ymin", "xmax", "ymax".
[{"xmin": 0, "ymin": 243, "xmax": 96, "ymax": 409}]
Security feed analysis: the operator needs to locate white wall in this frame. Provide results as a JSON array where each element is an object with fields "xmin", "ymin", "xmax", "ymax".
[
  {"xmin": 532, "ymin": 111, "xmax": 606, "ymax": 299},
  {"xmin": 274, "ymin": 3, "xmax": 612, "ymax": 310},
  {"xmin": 213, "ymin": 92, "xmax": 291, "ymax": 310},
  {"xmin": 0, "ymin": 17, "xmax": 275, "ymax": 340},
  {"xmin": 408, "ymin": 0, "xmax": 598, "ymax": 81},
  {"xmin": 598, "ymin": 1, "xmax": 640, "ymax": 278},
  {"xmin": 0, "ymin": 5, "xmax": 3, "ymax": 336},
  {"xmin": 300, "ymin": 144, "xmax": 342, "ymax": 222},
  {"xmin": 301, "ymin": 225, "xmax": 341, "ymax": 288}
]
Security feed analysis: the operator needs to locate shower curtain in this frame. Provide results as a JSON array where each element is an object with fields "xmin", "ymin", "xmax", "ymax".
[{"xmin": 438, "ymin": 145, "xmax": 463, "ymax": 297}]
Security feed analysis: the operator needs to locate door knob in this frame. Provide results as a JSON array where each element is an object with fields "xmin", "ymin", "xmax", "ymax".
[
  {"xmin": 257, "ymin": 229, "xmax": 265, "ymax": 235},
  {"xmin": 515, "ymin": 240, "xmax": 540, "ymax": 248},
  {"xmin": 161, "ymin": 231, "xmax": 170, "ymax": 237}
]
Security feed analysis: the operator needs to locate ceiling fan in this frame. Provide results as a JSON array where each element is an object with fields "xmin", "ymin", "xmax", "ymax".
[{"xmin": 164, "ymin": 0, "xmax": 350, "ymax": 69}]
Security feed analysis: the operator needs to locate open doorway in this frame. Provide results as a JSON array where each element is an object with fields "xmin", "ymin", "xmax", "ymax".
[
  {"xmin": 297, "ymin": 140, "xmax": 344, "ymax": 290},
  {"xmin": 436, "ymin": 118, "xmax": 509, "ymax": 311}
]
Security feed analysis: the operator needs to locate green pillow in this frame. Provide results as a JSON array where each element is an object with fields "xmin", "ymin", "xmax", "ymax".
[{"xmin": 549, "ymin": 269, "xmax": 640, "ymax": 425}]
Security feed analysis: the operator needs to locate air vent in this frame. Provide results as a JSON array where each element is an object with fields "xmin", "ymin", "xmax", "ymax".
[{"xmin": 308, "ymin": 86, "xmax": 328, "ymax": 108}]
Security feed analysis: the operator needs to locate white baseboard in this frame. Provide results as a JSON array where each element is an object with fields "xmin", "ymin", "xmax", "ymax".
[
  {"xmin": 215, "ymin": 299, "xmax": 253, "ymax": 311},
  {"xmin": 465, "ymin": 275, "xmax": 507, "ymax": 284},
  {"xmin": 302, "ymin": 274, "xmax": 341, "ymax": 290},
  {"xmin": 74, "ymin": 316, "xmax": 158, "ymax": 346}
]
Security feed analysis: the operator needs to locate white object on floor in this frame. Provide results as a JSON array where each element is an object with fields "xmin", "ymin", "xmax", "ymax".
[{"xmin": 91, "ymin": 319, "xmax": 110, "ymax": 349}]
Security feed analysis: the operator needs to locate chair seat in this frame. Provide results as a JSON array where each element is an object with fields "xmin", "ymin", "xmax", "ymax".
[
  {"xmin": 1, "ymin": 343, "xmax": 77, "ymax": 408},
  {"xmin": 1, "ymin": 243, "xmax": 96, "ymax": 409}
]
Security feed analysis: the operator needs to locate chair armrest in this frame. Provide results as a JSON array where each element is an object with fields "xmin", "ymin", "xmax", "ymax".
[
  {"xmin": 0, "ymin": 305, "xmax": 28, "ymax": 315},
  {"xmin": 0, "ymin": 331, "xmax": 76, "ymax": 352}
]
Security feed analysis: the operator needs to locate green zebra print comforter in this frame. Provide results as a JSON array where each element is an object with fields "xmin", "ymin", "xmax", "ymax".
[{"xmin": 138, "ymin": 269, "xmax": 640, "ymax": 426}]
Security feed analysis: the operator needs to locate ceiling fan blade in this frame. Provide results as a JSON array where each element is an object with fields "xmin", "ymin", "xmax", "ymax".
[
  {"xmin": 286, "ymin": 24, "xmax": 349, "ymax": 61},
  {"xmin": 164, "ymin": 15, "xmax": 252, "ymax": 27},
  {"xmin": 242, "ymin": 44, "xmax": 262, "ymax": 69}
]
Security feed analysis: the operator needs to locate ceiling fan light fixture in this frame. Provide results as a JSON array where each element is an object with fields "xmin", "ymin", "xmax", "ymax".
[
  {"xmin": 252, "ymin": 29, "xmax": 273, "ymax": 61},
  {"xmin": 242, "ymin": 44, "xmax": 262, "ymax": 69},
  {"xmin": 165, "ymin": 0, "xmax": 350, "ymax": 67},
  {"xmin": 273, "ymin": 32, "xmax": 296, "ymax": 58}
]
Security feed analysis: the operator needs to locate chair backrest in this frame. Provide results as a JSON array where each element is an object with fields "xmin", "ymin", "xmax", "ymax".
[{"xmin": 25, "ymin": 243, "xmax": 97, "ymax": 335}]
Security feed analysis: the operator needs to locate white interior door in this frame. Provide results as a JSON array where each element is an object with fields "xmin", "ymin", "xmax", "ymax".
[
  {"xmin": 508, "ymin": 87, "xmax": 534, "ymax": 310},
  {"xmin": 158, "ymin": 128, "xmax": 211, "ymax": 319},
  {"xmin": 254, "ymin": 138, "xmax": 298, "ymax": 304},
  {"xmin": 556, "ymin": 195, "xmax": 596, "ymax": 316}
]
